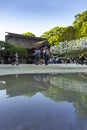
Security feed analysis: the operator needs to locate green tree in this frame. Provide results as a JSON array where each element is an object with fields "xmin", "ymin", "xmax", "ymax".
[
  {"xmin": 73, "ymin": 10, "xmax": 87, "ymax": 38},
  {"xmin": 0, "ymin": 41, "xmax": 28, "ymax": 57},
  {"xmin": 41, "ymin": 26, "xmax": 75, "ymax": 46},
  {"xmin": 22, "ymin": 32, "xmax": 36, "ymax": 37},
  {"xmin": 41, "ymin": 10, "xmax": 87, "ymax": 46},
  {"xmin": 41, "ymin": 27, "xmax": 63, "ymax": 45},
  {"xmin": 63, "ymin": 26, "xmax": 75, "ymax": 41}
]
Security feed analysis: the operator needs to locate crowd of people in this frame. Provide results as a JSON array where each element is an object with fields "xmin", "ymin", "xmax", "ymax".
[
  {"xmin": 33, "ymin": 46, "xmax": 50, "ymax": 65},
  {"xmin": 1, "ymin": 46, "xmax": 87, "ymax": 66},
  {"xmin": 32, "ymin": 46, "xmax": 87, "ymax": 65},
  {"xmin": 33, "ymin": 46, "xmax": 87, "ymax": 65}
]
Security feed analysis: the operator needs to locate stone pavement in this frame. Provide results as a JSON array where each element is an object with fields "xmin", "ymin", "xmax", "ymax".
[{"xmin": 0, "ymin": 64, "xmax": 87, "ymax": 76}]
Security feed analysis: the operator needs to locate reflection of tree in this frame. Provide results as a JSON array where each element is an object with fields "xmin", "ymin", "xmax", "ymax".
[
  {"xmin": 50, "ymin": 74, "xmax": 87, "ymax": 94},
  {"xmin": 0, "ymin": 73, "xmax": 87, "ymax": 117},
  {"xmin": 0, "ymin": 84, "xmax": 6, "ymax": 90},
  {"xmin": 79, "ymin": 73, "xmax": 87, "ymax": 80},
  {"xmin": 73, "ymin": 93, "xmax": 87, "ymax": 117},
  {"xmin": 43, "ymin": 85, "xmax": 87, "ymax": 117},
  {"xmin": 43, "ymin": 73, "xmax": 87, "ymax": 117}
]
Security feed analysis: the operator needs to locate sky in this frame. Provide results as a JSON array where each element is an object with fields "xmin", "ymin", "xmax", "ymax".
[{"xmin": 0, "ymin": 0, "xmax": 87, "ymax": 41}]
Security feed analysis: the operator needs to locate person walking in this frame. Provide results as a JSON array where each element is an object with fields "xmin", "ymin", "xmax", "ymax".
[
  {"xmin": 43, "ymin": 46, "xmax": 50, "ymax": 65},
  {"xmin": 15, "ymin": 52, "xmax": 19, "ymax": 65},
  {"xmin": 33, "ymin": 47, "xmax": 41, "ymax": 65},
  {"xmin": 12, "ymin": 52, "xmax": 19, "ymax": 65}
]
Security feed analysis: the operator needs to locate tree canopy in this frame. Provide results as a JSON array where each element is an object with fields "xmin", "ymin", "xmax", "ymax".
[
  {"xmin": 0, "ymin": 41, "xmax": 28, "ymax": 57},
  {"xmin": 22, "ymin": 32, "xmax": 36, "ymax": 37},
  {"xmin": 41, "ymin": 10, "xmax": 87, "ymax": 46},
  {"xmin": 73, "ymin": 11, "xmax": 87, "ymax": 38}
]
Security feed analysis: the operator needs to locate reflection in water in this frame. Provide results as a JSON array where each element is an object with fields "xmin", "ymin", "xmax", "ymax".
[
  {"xmin": 50, "ymin": 73, "xmax": 87, "ymax": 94},
  {"xmin": 0, "ymin": 81, "xmax": 6, "ymax": 88},
  {"xmin": 0, "ymin": 74, "xmax": 50, "ymax": 97},
  {"xmin": 0, "ymin": 73, "xmax": 87, "ymax": 130}
]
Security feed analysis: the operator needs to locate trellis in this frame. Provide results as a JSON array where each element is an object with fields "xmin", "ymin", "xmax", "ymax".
[{"xmin": 50, "ymin": 37, "xmax": 87, "ymax": 56}]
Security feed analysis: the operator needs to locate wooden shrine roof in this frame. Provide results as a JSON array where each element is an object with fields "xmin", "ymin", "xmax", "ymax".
[{"xmin": 5, "ymin": 32, "xmax": 49, "ymax": 49}]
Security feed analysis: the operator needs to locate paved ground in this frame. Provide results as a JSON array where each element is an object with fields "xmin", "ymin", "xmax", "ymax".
[{"xmin": 0, "ymin": 63, "xmax": 87, "ymax": 76}]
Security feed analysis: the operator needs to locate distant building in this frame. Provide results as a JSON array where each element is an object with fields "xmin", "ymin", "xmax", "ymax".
[{"xmin": 5, "ymin": 32, "xmax": 49, "ymax": 59}]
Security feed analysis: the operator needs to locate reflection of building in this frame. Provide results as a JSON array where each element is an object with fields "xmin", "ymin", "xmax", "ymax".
[{"xmin": 5, "ymin": 74, "xmax": 50, "ymax": 97}]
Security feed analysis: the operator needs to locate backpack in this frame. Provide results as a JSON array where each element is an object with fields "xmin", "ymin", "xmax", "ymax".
[
  {"xmin": 44, "ymin": 50, "xmax": 50, "ymax": 56},
  {"xmin": 35, "ymin": 50, "xmax": 40, "ymax": 57}
]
